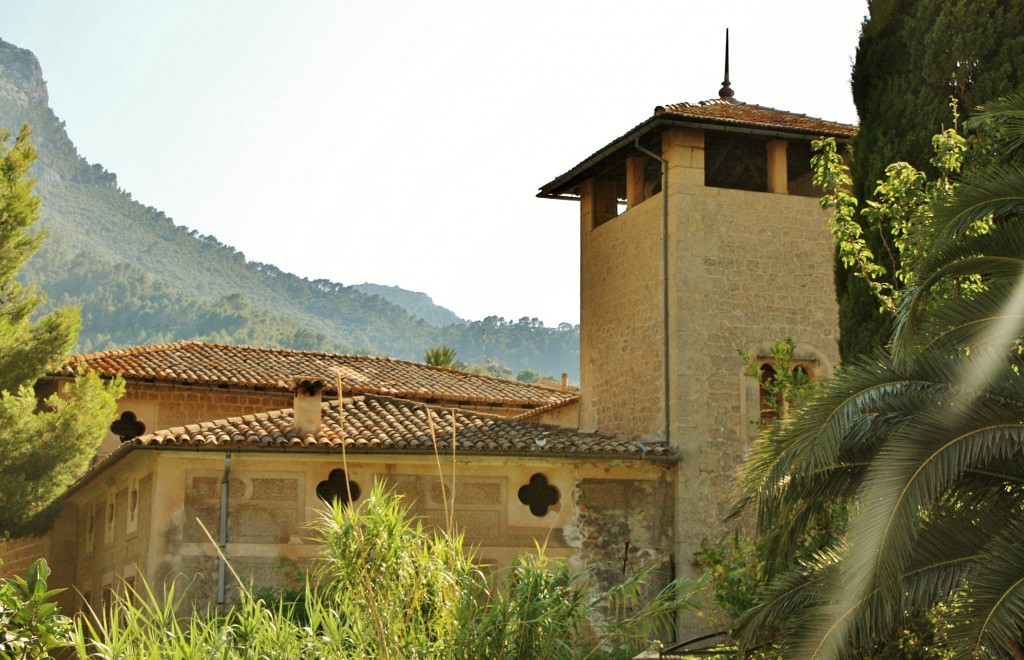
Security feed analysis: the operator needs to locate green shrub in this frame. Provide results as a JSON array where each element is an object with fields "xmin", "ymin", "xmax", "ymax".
[
  {"xmin": 0, "ymin": 558, "xmax": 72, "ymax": 659},
  {"xmin": 72, "ymin": 480, "xmax": 693, "ymax": 658}
]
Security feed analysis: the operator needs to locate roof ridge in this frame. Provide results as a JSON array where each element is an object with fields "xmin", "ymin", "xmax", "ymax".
[
  {"xmin": 68, "ymin": 340, "xmax": 192, "ymax": 361},
  {"xmin": 510, "ymin": 396, "xmax": 580, "ymax": 421},
  {"xmin": 658, "ymin": 99, "xmax": 853, "ymax": 128},
  {"xmin": 63, "ymin": 342, "xmax": 573, "ymax": 399},
  {"xmin": 135, "ymin": 392, "xmax": 603, "ymax": 444}
]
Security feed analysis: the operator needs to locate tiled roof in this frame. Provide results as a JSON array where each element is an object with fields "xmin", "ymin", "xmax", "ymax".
[
  {"xmin": 655, "ymin": 99, "xmax": 857, "ymax": 138},
  {"xmin": 58, "ymin": 341, "xmax": 577, "ymax": 409},
  {"xmin": 129, "ymin": 395, "xmax": 672, "ymax": 459}
]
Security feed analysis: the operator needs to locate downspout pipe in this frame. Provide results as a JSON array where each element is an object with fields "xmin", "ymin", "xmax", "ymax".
[
  {"xmin": 217, "ymin": 451, "xmax": 232, "ymax": 604},
  {"xmin": 634, "ymin": 138, "xmax": 671, "ymax": 445}
]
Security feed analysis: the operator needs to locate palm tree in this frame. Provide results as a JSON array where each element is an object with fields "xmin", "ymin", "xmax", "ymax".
[
  {"xmin": 423, "ymin": 345, "xmax": 464, "ymax": 370},
  {"xmin": 735, "ymin": 94, "xmax": 1024, "ymax": 659}
]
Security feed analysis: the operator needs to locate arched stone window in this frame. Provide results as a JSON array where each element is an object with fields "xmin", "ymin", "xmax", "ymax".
[{"xmin": 759, "ymin": 363, "xmax": 778, "ymax": 424}]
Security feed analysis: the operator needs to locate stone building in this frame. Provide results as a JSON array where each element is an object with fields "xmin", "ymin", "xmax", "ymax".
[
  {"xmin": 7, "ymin": 342, "xmax": 675, "ymax": 616},
  {"xmin": 537, "ymin": 82, "xmax": 855, "ymax": 609},
  {"xmin": 4, "ymin": 79, "xmax": 856, "ymax": 645}
]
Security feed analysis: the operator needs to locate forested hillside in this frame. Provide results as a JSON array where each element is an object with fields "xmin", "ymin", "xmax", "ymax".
[{"xmin": 0, "ymin": 39, "xmax": 580, "ymax": 380}]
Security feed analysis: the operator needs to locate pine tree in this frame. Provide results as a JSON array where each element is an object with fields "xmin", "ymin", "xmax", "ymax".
[
  {"xmin": 840, "ymin": 0, "xmax": 1024, "ymax": 357},
  {"xmin": 0, "ymin": 125, "xmax": 122, "ymax": 537}
]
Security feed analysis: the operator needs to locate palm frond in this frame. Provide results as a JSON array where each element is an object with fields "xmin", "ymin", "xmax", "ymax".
[
  {"xmin": 923, "ymin": 165, "xmax": 1024, "ymax": 256},
  {"xmin": 949, "ymin": 513, "xmax": 1024, "ymax": 660},
  {"xmin": 793, "ymin": 502, "xmax": 1006, "ymax": 658},
  {"xmin": 968, "ymin": 91, "xmax": 1024, "ymax": 151}
]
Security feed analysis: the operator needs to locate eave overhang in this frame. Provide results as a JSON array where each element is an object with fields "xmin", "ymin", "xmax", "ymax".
[{"xmin": 537, "ymin": 112, "xmax": 857, "ymax": 201}]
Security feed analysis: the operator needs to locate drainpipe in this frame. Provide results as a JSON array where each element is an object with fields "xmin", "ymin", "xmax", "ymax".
[
  {"xmin": 217, "ymin": 452, "xmax": 232, "ymax": 604},
  {"xmin": 634, "ymin": 138, "xmax": 671, "ymax": 445}
]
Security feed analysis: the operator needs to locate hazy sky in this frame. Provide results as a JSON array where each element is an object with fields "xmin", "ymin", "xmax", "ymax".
[{"xmin": 1, "ymin": 1, "xmax": 868, "ymax": 325}]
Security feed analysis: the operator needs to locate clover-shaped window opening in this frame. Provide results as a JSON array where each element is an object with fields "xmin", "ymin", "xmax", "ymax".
[
  {"xmin": 518, "ymin": 473, "xmax": 560, "ymax": 517},
  {"xmin": 111, "ymin": 411, "xmax": 146, "ymax": 442},
  {"xmin": 317, "ymin": 469, "xmax": 361, "ymax": 507}
]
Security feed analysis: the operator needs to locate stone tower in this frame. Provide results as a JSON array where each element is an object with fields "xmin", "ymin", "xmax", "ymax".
[{"xmin": 538, "ymin": 92, "xmax": 856, "ymax": 595}]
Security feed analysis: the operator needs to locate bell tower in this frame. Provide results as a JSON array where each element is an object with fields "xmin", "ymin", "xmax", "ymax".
[{"xmin": 537, "ymin": 69, "xmax": 855, "ymax": 598}]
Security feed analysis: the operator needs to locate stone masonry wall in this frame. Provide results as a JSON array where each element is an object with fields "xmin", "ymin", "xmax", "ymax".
[
  {"xmin": 574, "ymin": 128, "xmax": 839, "ymax": 640},
  {"xmin": 662, "ymin": 128, "xmax": 840, "ymax": 638},
  {"xmin": 579, "ymin": 184, "xmax": 665, "ymax": 439}
]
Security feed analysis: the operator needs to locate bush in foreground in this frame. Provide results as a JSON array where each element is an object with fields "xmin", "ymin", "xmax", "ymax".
[{"xmin": 64, "ymin": 481, "xmax": 692, "ymax": 658}]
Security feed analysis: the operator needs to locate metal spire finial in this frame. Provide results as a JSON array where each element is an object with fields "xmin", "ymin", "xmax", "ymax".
[{"xmin": 719, "ymin": 28, "xmax": 736, "ymax": 102}]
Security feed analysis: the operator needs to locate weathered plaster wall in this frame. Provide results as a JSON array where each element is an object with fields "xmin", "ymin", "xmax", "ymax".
[
  {"xmin": 566, "ymin": 466, "xmax": 675, "ymax": 606},
  {"xmin": 58, "ymin": 451, "xmax": 155, "ymax": 612},
  {"xmin": 533, "ymin": 400, "xmax": 579, "ymax": 427},
  {"xmin": 58, "ymin": 450, "xmax": 674, "ymax": 615}
]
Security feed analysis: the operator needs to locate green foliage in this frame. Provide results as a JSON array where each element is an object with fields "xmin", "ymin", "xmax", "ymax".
[
  {"xmin": 694, "ymin": 535, "xmax": 768, "ymax": 629},
  {"xmin": 738, "ymin": 337, "xmax": 816, "ymax": 424},
  {"xmin": 0, "ymin": 125, "xmax": 122, "ymax": 537},
  {"xmin": 464, "ymin": 359, "xmax": 515, "ymax": 380},
  {"xmin": 515, "ymin": 368, "xmax": 541, "ymax": 383},
  {"xmin": 423, "ymin": 345, "xmax": 464, "ymax": 370},
  {"xmin": 842, "ymin": 0, "xmax": 1024, "ymax": 356},
  {"xmin": 735, "ymin": 94, "xmax": 1024, "ymax": 658},
  {"xmin": 813, "ymin": 102, "xmax": 974, "ymax": 319},
  {"xmin": 0, "ymin": 558, "xmax": 72, "ymax": 658},
  {"xmin": 73, "ymin": 481, "xmax": 693, "ymax": 658}
]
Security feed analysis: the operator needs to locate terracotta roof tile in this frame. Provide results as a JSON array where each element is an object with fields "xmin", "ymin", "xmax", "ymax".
[
  {"xmin": 655, "ymin": 99, "xmax": 857, "ymax": 138},
  {"xmin": 130, "ymin": 395, "xmax": 671, "ymax": 459},
  {"xmin": 59, "ymin": 341, "xmax": 577, "ymax": 409}
]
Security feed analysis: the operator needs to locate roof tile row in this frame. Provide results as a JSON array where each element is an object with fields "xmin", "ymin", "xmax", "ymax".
[
  {"xmin": 655, "ymin": 98, "xmax": 857, "ymax": 137},
  {"xmin": 61, "ymin": 341, "xmax": 578, "ymax": 409},
  {"xmin": 132, "ymin": 394, "xmax": 671, "ymax": 459}
]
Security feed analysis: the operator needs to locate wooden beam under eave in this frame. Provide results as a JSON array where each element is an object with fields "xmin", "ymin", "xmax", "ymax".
[
  {"xmin": 767, "ymin": 139, "xmax": 788, "ymax": 194},
  {"xmin": 626, "ymin": 154, "xmax": 647, "ymax": 209}
]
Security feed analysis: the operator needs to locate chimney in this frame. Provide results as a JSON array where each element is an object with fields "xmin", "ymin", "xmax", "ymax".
[
  {"xmin": 291, "ymin": 377, "xmax": 326, "ymax": 435},
  {"xmin": 561, "ymin": 373, "xmax": 569, "ymax": 390}
]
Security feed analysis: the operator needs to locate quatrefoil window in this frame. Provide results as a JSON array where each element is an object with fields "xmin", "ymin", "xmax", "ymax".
[
  {"xmin": 110, "ymin": 411, "xmax": 145, "ymax": 442},
  {"xmin": 518, "ymin": 473, "xmax": 560, "ymax": 517},
  {"xmin": 316, "ymin": 469, "xmax": 361, "ymax": 506}
]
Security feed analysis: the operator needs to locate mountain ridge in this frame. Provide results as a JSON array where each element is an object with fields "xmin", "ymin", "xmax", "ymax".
[{"xmin": 0, "ymin": 38, "xmax": 580, "ymax": 380}]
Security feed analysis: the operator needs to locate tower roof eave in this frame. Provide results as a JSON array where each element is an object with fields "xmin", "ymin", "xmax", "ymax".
[{"xmin": 537, "ymin": 102, "xmax": 857, "ymax": 200}]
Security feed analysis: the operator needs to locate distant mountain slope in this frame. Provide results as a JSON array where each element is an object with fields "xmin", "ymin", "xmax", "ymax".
[
  {"xmin": 353, "ymin": 283, "xmax": 464, "ymax": 327},
  {"xmin": 0, "ymin": 38, "xmax": 580, "ymax": 380}
]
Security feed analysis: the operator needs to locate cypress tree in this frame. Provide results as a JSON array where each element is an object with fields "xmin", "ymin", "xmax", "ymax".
[
  {"xmin": 840, "ymin": 0, "xmax": 1024, "ymax": 358},
  {"xmin": 0, "ymin": 125, "xmax": 122, "ymax": 537}
]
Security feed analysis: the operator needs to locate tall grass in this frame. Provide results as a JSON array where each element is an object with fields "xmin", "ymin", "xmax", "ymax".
[{"xmin": 69, "ymin": 480, "xmax": 692, "ymax": 658}]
